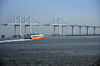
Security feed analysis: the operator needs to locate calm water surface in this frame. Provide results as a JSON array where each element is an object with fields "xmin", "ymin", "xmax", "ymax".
[{"xmin": 0, "ymin": 36, "xmax": 100, "ymax": 66}]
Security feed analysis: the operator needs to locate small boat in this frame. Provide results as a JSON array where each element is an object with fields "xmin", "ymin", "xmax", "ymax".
[{"xmin": 24, "ymin": 33, "xmax": 44, "ymax": 40}]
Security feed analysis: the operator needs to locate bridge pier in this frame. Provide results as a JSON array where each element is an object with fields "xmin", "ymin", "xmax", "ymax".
[
  {"xmin": 54, "ymin": 26, "xmax": 56, "ymax": 35},
  {"xmin": 86, "ymin": 27, "xmax": 89, "ymax": 35},
  {"xmin": 71, "ymin": 26, "xmax": 74, "ymax": 35},
  {"xmin": 25, "ymin": 25, "xmax": 27, "ymax": 35},
  {"xmin": 53, "ymin": 25, "xmax": 61, "ymax": 36},
  {"xmin": 93, "ymin": 27, "xmax": 96, "ymax": 35},
  {"xmin": 62, "ymin": 26, "xmax": 63, "ymax": 36},
  {"xmin": 61, "ymin": 26, "xmax": 68, "ymax": 36},
  {"xmin": 14, "ymin": 25, "xmax": 16, "ymax": 35},
  {"xmin": 25, "ymin": 25, "xmax": 33, "ymax": 35},
  {"xmin": 66, "ymin": 26, "xmax": 68, "ymax": 35},
  {"xmin": 79, "ymin": 26, "xmax": 82, "ymax": 35}
]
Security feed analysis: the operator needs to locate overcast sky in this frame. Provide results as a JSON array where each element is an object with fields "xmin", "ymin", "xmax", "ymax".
[{"xmin": 0, "ymin": 0, "xmax": 100, "ymax": 36}]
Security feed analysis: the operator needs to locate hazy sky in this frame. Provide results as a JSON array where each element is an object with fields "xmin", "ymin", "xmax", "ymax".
[{"xmin": 0, "ymin": 0, "xmax": 100, "ymax": 36}]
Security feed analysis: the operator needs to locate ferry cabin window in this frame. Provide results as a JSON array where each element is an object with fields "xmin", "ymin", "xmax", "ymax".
[{"xmin": 31, "ymin": 36, "xmax": 38, "ymax": 38}]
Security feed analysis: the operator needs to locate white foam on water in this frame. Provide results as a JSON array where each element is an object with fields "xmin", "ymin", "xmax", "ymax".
[{"xmin": 0, "ymin": 39, "xmax": 31, "ymax": 43}]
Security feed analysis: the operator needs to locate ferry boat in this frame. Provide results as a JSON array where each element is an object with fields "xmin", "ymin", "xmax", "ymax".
[{"xmin": 24, "ymin": 33, "xmax": 44, "ymax": 40}]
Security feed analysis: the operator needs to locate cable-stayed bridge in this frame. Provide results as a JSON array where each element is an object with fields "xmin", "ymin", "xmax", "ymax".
[{"xmin": 0, "ymin": 16, "xmax": 100, "ymax": 36}]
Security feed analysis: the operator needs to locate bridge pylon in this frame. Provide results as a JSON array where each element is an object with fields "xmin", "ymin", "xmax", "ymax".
[
  {"xmin": 2, "ymin": 16, "xmax": 40, "ymax": 36},
  {"xmin": 47, "ymin": 17, "xmax": 67, "ymax": 36}
]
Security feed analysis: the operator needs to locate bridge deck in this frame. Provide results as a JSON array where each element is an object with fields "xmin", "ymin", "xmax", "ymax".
[{"xmin": 0, "ymin": 23, "xmax": 100, "ymax": 28}]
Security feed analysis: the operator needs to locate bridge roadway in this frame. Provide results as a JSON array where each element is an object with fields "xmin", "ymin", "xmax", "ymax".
[
  {"xmin": 0, "ymin": 23, "xmax": 100, "ymax": 36},
  {"xmin": 0, "ymin": 23, "xmax": 100, "ymax": 27}
]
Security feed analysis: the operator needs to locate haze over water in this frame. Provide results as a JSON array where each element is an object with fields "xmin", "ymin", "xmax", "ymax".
[{"xmin": 0, "ymin": 36, "xmax": 100, "ymax": 66}]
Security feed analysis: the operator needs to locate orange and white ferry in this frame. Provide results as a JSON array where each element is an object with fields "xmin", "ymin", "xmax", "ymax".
[{"xmin": 24, "ymin": 33, "xmax": 44, "ymax": 40}]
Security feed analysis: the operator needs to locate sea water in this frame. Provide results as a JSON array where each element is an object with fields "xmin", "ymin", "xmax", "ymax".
[{"xmin": 0, "ymin": 36, "xmax": 100, "ymax": 66}]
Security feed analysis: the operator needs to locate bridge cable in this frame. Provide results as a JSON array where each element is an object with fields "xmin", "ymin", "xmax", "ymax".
[{"xmin": 31, "ymin": 17, "xmax": 40, "ymax": 24}]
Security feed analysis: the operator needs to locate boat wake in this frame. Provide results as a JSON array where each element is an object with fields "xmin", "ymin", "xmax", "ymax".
[{"xmin": 0, "ymin": 39, "xmax": 31, "ymax": 43}]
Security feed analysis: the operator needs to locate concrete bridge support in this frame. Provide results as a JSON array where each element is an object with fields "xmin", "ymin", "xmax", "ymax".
[
  {"xmin": 79, "ymin": 26, "xmax": 82, "ymax": 35},
  {"xmin": 53, "ymin": 25, "xmax": 61, "ymax": 35},
  {"xmin": 14, "ymin": 25, "xmax": 16, "ymax": 35},
  {"xmin": 25, "ymin": 25, "xmax": 32, "ymax": 35},
  {"xmin": 86, "ymin": 27, "xmax": 89, "ymax": 35},
  {"xmin": 62, "ymin": 26, "xmax": 63, "ymax": 36},
  {"xmin": 54, "ymin": 26, "xmax": 56, "ymax": 35},
  {"xmin": 66, "ymin": 26, "xmax": 68, "ymax": 35},
  {"xmin": 25, "ymin": 25, "xmax": 27, "ymax": 35},
  {"xmin": 71, "ymin": 26, "xmax": 74, "ymax": 35},
  {"xmin": 61, "ymin": 26, "xmax": 68, "ymax": 36},
  {"xmin": 93, "ymin": 27, "xmax": 96, "ymax": 35}
]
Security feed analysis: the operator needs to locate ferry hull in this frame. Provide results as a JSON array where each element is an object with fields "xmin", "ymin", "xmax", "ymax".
[{"xmin": 31, "ymin": 37, "xmax": 44, "ymax": 40}]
